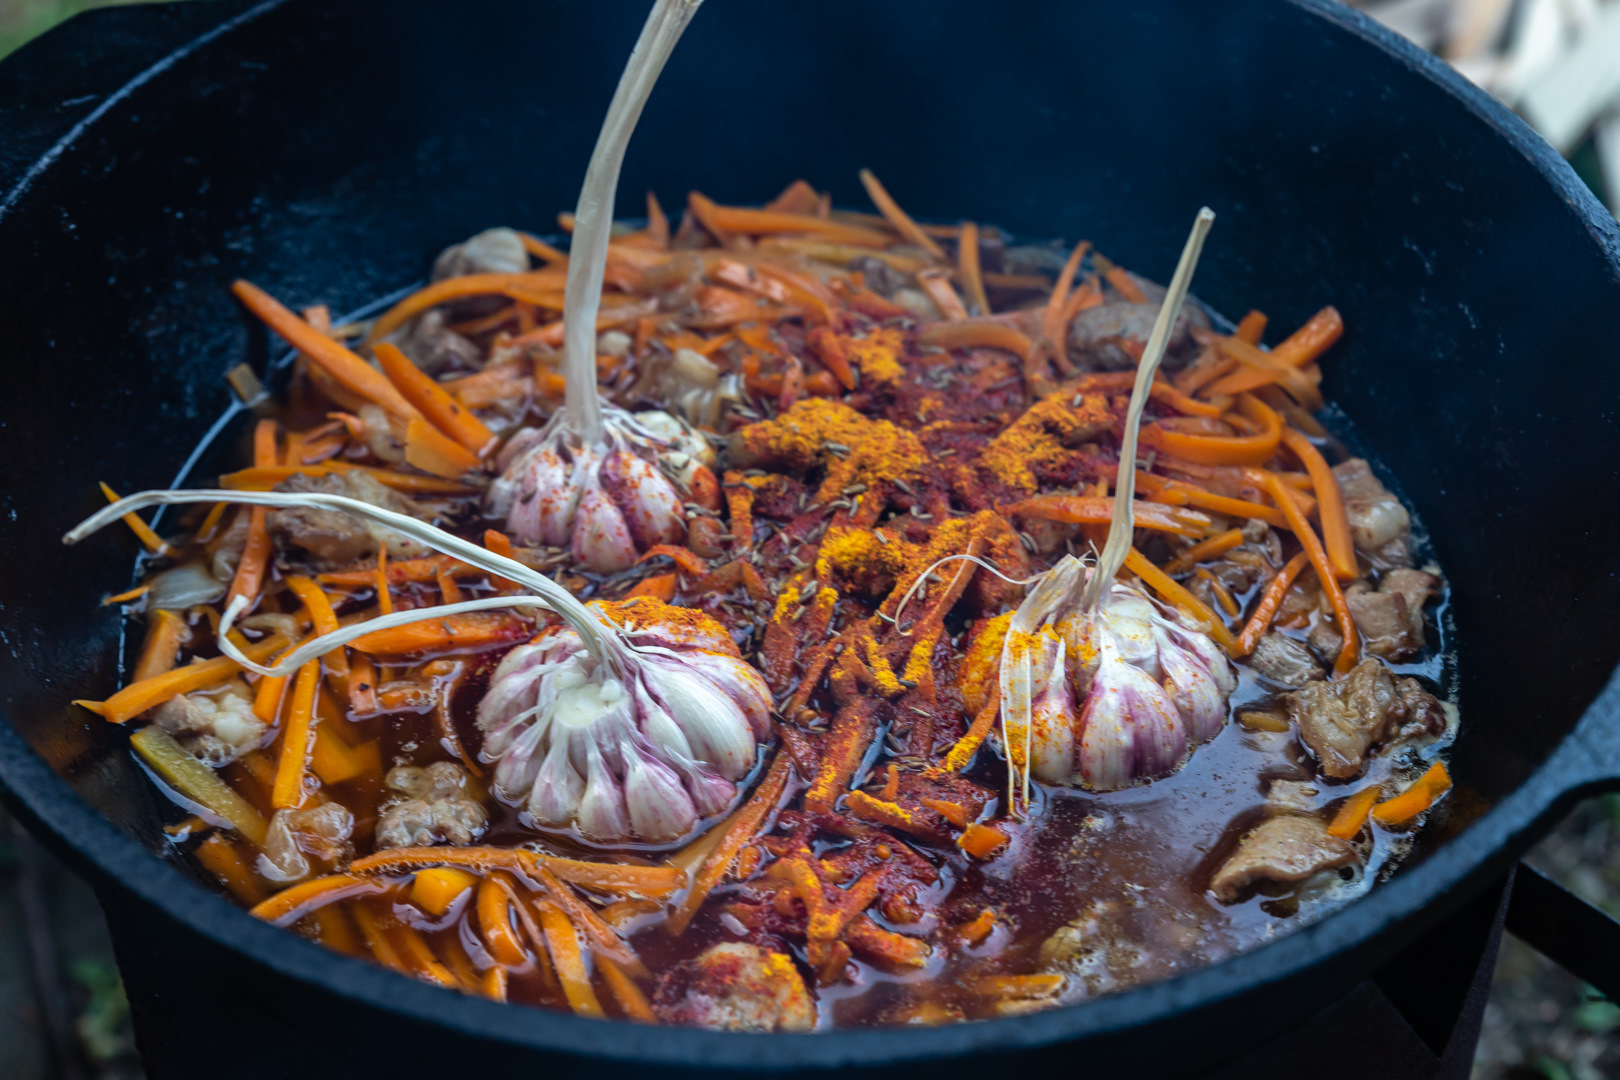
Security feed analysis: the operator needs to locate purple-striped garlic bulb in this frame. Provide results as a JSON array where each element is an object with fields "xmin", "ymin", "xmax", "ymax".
[
  {"xmin": 1002, "ymin": 555, "xmax": 1235, "ymax": 794},
  {"xmin": 477, "ymin": 597, "xmax": 771, "ymax": 844},
  {"xmin": 486, "ymin": 407, "xmax": 711, "ymax": 574}
]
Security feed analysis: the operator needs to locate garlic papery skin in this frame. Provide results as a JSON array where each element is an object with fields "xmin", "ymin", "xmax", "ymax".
[
  {"xmin": 486, "ymin": 406, "xmax": 708, "ymax": 573},
  {"xmin": 1001, "ymin": 555, "xmax": 1235, "ymax": 793},
  {"xmin": 477, "ymin": 597, "xmax": 770, "ymax": 846}
]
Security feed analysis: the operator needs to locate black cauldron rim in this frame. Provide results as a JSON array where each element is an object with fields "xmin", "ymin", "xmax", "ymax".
[{"xmin": 0, "ymin": 0, "xmax": 1618, "ymax": 1069}]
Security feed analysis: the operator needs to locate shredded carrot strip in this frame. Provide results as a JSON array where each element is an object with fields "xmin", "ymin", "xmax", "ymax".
[
  {"xmin": 194, "ymin": 833, "xmax": 269, "ymax": 904},
  {"xmin": 1234, "ymin": 551, "xmax": 1310, "ymax": 656},
  {"xmin": 644, "ymin": 191, "xmax": 669, "ymax": 248},
  {"xmin": 626, "ymin": 573, "xmax": 677, "ymax": 601},
  {"xmin": 1280, "ymin": 428, "xmax": 1356, "ymax": 581},
  {"xmin": 1196, "ymin": 568, "xmax": 1241, "ymax": 617},
  {"xmin": 318, "ymin": 554, "xmax": 471, "ymax": 587},
  {"xmin": 939, "ymin": 675, "xmax": 1001, "ymax": 774},
  {"xmin": 697, "ymin": 200, "xmax": 892, "ymax": 247},
  {"xmin": 598, "ymin": 956, "xmax": 654, "ymax": 1022},
  {"xmin": 481, "ymin": 966, "xmax": 510, "ymax": 1002},
  {"xmin": 957, "ymin": 222, "xmax": 989, "ymax": 315},
  {"xmin": 271, "ymin": 662, "xmax": 320, "ymax": 809},
  {"xmin": 1069, "ymin": 371, "xmax": 1224, "ymax": 419},
  {"xmin": 1271, "ymin": 305, "xmax": 1343, "ymax": 367},
  {"xmin": 1164, "ymin": 528, "xmax": 1245, "ymax": 575},
  {"xmin": 220, "ymin": 463, "xmax": 479, "ymax": 496},
  {"xmin": 404, "ymin": 416, "xmax": 481, "ymax": 479},
  {"xmin": 916, "ymin": 269, "xmax": 969, "ymax": 320},
  {"xmin": 1234, "ymin": 310, "xmax": 1268, "ymax": 344},
  {"xmin": 1124, "ymin": 547, "xmax": 1237, "ymax": 653},
  {"xmin": 482, "ymin": 528, "xmax": 518, "ymax": 591},
  {"xmin": 518, "ymin": 232, "xmax": 567, "ymax": 264},
  {"xmin": 252, "ymin": 670, "xmax": 288, "ymax": 724},
  {"xmin": 102, "ymin": 583, "xmax": 150, "ymax": 606},
  {"xmin": 348, "ymin": 652, "xmax": 378, "ymax": 715},
  {"xmin": 1215, "ymin": 335, "xmax": 1323, "ymax": 410},
  {"xmin": 670, "ymin": 753, "xmax": 791, "ymax": 935},
  {"xmin": 917, "ymin": 319, "xmax": 1032, "ymax": 360},
  {"xmin": 375, "ymin": 341, "xmax": 495, "ymax": 455},
  {"xmin": 1245, "ymin": 468, "xmax": 1357, "ymax": 673},
  {"xmin": 1328, "ymin": 786, "xmax": 1382, "ymax": 840},
  {"xmin": 133, "ymin": 608, "xmax": 187, "ymax": 682},
  {"xmin": 535, "ymin": 899, "xmax": 605, "ymax": 1017},
  {"xmin": 226, "ymin": 505, "xmax": 272, "ymax": 607},
  {"xmin": 1099, "ymin": 265, "xmax": 1144, "ymax": 302},
  {"xmin": 857, "ymin": 169, "xmax": 945, "ymax": 258},
  {"xmin": 1141, "ymin": 392, "xmax": 1282, "ymax": 466},
  {"xmin": 1371, "ymin": 762, "xmax": 1451, "ymax": 826},
  {"xmin": 249, "ymin": 873, "xmax": 393, "ymax": 925},
  {"xmin": 233, "ymin": 280, "xmax": 421, "ymax": 419},
  {"xmin": 87, "ymin": 633, "xmax": 291, "ymax": 724},
  {"xmin": 97, "ymin": 482, "xmax": 169, "ymax": 554},
  {"xmin": 477, "ymin": 872, "xmax": 530, "ymax": 967},
  {"xmin": 347, "ymin": 847, "xmax": 683, "ymax": 898},
  {"xmin": 958, "ymin": 823, "xmax": 1009, "ymax": 860},
  {"xmin": 364, "ymin": 273, "xmax": 566, "ymax": 342},
  {"xmin": 284, "ymin": 574, "xmax": 347, "ymax": 677},
  {"xmin": 347, "ymin": 612, "xmax": 525, "ymax": 656},
  {"xmin": 1133, "ymin": 472, "xmax": 1290, "ymax": 529},
  {"xmin": 1003, "ymin": 495, "xmax": 1211, "ymax": 537},
  {"xmin": 376, "ymin": 546, "xmax": 395, "ymax": 614},
  {"xmin": 1042, "ymin": 240, "xmax": 1091, "ymax": 351},
  {"xmin": 752, "ymin": 262, "xmax": 840, "ymax": 325}
]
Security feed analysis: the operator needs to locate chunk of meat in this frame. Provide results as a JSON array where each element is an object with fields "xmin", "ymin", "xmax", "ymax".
[
  {"xmin": 388, "ymin": 309, "xmax": 482, "ymax": 375},
  {"xmin": 1284, "ymin": 660, "xmax": 1443, "ymax": 778},
  {"xmin": 151, "ymin": 679, "xmax": 264, "ymax": 767},
  {"xmin": 1210, "ymin": 815, "xmax": 1356, "ymax": 902},
  {"xmin": 1332, "ymin": 458, "xmax": 1412, "ymax": 566},
  {"xmin": 1350, "ymin": 568, "xmax": 1440, "ymax": 660},
  {"xmin": 652, "ymin": 943, "xmax": 815, "ymax": 1032},
  {"xmin": 1266, "ymin": 780, "xmax": 1319, "ymax": 814},
  {"xmin": 1067, "ymin": 301, "xmax": 1208, "ymax": 371},
  {"xmin": 266, "ymin": 471, "xmax": 433, "ymax": 568},
  {"xmin": 258, "ymin": 801, "xmax": 355, "ymax": 884},
  {"xmin": 375, "ymin": 762, "xmax": 487, "ymax": 849},
  {"xmin": 1249, "ymin": 633, "xmax": 1323, "ymax": 688}
]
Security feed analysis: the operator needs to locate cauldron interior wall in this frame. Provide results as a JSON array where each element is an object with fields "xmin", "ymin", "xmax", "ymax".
[{"xmin": 1, "ymin": 0, "xmax": 1618, "ymax": 1075}]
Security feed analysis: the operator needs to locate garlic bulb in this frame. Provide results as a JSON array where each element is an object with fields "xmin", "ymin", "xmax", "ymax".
[
  {"xmin": 486, "ymin": 407, "xmax": 710, "ymax": 573},
  {"xmin": 1002, "ymin": 555, "xmax": 1235, "ymax": 793},
  {"xmin": 478, "ymin": 597, "xmax": 770, "ymax": 844}
]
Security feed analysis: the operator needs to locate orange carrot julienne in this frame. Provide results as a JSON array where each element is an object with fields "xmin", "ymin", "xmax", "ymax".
[
  {"xmin": 226, "ymin": 505, "xmax": 272, "ymax": 606},
  {"xmin": 1280, "ymin": 427, "xmax": 1356, "ymax": 581},
  {"xmin": 1234, "ymin": 310, "xmax": 1268, "ymax": 344},
  {"xmin": 1196, "ymin": 568, "xmax": 1241, "ymax": 617},
  {"xmin": 232, "ymin": 280, "xmax": 422, "ymax": 420},
  {"xmin": 626, "ymin": 572, "xmax": 677, "ymax": 602},
  {"xmin": 1163, "ymin": 528, "xmax": 1246, "ymax": 575},
  {"xmin": 858, "ymin": 168, "xmax": 945, "ymax": 258},
  {"xmin": 1371, "ymin": 762, "xmax": 1451, "ymax": 826},
  {"xmin": 940, "ymin": 673, "xmax": 1001, "ymax": 774},
  {"xmin": 348, "ymin": 847, "xmax": 683, "ymax": 897},
  {"xmin": 1124, "ymin": 547, "xmax": 1238, "ymax": 653},
  {"xmin": 1215, "ymin": 335, "xmax": 1323, "ymax": 410},
  {"xmin": 1328, "ymin": 786, "xmax": 1382, "ymax": 840},
  {"xmin": 249, "ymin": 873, "xmax": 394, "ymax": 926},
  {"xmin": 1103, "ymin": 265, "xmax": 1147, "ymax": 302},
  {"xmin": 518, "ymin": 232, "xmax": 568, "ymax": 264},
  {"xmin": 132, "ymin": 608, "xmax": 187, "ymax": 681},
  {"xmin": 271, "ymin": 661, "xmax": 320, "ymax": 809},
  {"xmin": 219, "ymin": 462, "xmax": 478, "ymax": 495},
  {"xmin": 958, "ymin": 823, "xmax": 1009, "ymax": 860},
  {"xmin": 645, "ymin": 190, "xmax": 669, "ymax": 248},
  {"xmin": 364, "ymin": 273, "xmax": 566, "ymax": 342},
  {"xmin": 1245, "ymin": 468, "xmax": 1358, "ymax": 673},
  {"xmin": 374, "ymin": 341, "xmax": 495, "ymax": 456},
  {"xmin": 670, "ymin": 752, "xmax": 791, "ymax": 935},
  {"xmin": 482, "ymin": 965, "xmax": 510, "ymax": 1002},
  {"xmin": 916, "ymin": 268, "xmax": 969, "ymax": 320},
  {"xmin": 483, "ymin": 528, "xmax": 517, "ymax": 590},
  {"xmin": 697, "ymin": 200, "xmax": 892, "ymax": 247},
  {"xmin": 598, "ymin": 956, "xmax": 654, "ymax": 1022},
  {"xmin": 536, "ymin": 899, "xmax": 605, "ymax": 1018},
  {"xmin": 253, "ymin": 670, "xmax": 289, "ymax": 724},
  {"xmin": 1042, "ymin": 240, "xmax": 1091, "ymax": 350},
  {"xmin": 477, "ymin": 873, "xmax": 530, "ymax": 968},
  {"xmin": 806, "ymin": 326, "xmax": 856, "ymax": 390},
  {"xmin": 1071, "ymin": 371, "xmax": 1225, "ymax": 419},
  {"xmin": 1141, "ymin": 392, "xmax": 1283, "ymax": 466},
  {"xmin": 88, "ymin": 632, "xmax": 291, "ymax": 724},
  {"xmin": 404, "ymin": 416, "xmax": 481, "ymax": 479},
  {"xmin": 1003, "ymin": 495, "xmax": 1211, "ymax": 537},
  {"xmin": 957, "ymin": 221, "xmax": 989, "ymax": 315},
  {"xmin": 1271, "ymin": 305, "xmax": 1344, "ymax": 368},
  {"xmin": 918, "ymin": 319, "xmax": 1032, "ymax": 360},
  {"xmin": 347, "ymin": 612, "xmax": 526, "ymax": 656},
  {"xmin": 376, "ymin": 546, "xmax": 396, "ymax": 614},
  {"xmin": 1235, "ymin": 551, "xmax": 1310, "ymax": 656},
  {"xmin": 194, "ymin": 833, "xmax": 269, "ymax": 904},
  {"xmin": 319, "ymin": 554, "xmax": 471, "ymax": 587},
  {"xmin": 97, "ymin": 482, "xmax": 169, "ymax": 555},
  {"xmin": 1132, "ymin": 472, "xmax": 1291, "ymax": 530}
]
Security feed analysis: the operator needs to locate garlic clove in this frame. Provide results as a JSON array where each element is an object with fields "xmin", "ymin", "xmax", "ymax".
[
  {"xmin": 571, "ymin": 483, "xmax": 639, "ymax": 573},
  {"xmin": 677, "ymin": 650, "xmax": 774, "ymax": 740},
  {"xmin": 622, "ymin": 742, "xmax": 699, "ymax": 841},
  {"xmin": 530, "ymin": 447, "xmax": 578, "ymax": 549},
  {"xmin": 1029, "ymin": 634, "xmax": 1077, "ymax": 785},
  {"xmin": 528, "ymin": 728, "xmax": 587, "ymax": 826},
  {"xmin": 1114, "ymin": 657, "xmax": 1188, "ymax": 780},
  {"xmin": 652, "ymin": 662, "xmax": 757, "ymax": 780},
  {"xmin": 575, "ymin": 738, "xmax": 631, "ymax": 841},
  {"xmin": 602, "ymin": 447, "xmax": 686, "ymax": 548},
  {"xmin": 1156, "ymin": 627, "xmax": 1228, "ymax": 743}
]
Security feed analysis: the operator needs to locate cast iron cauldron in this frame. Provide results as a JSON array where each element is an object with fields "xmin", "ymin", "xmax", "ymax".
[{"xmin": 1, "ymin": 0, "xmax": 1618, "ymax": 1076}]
